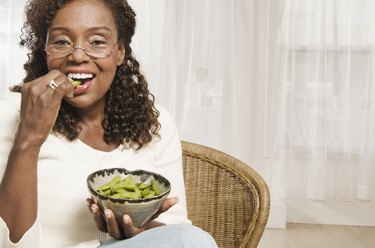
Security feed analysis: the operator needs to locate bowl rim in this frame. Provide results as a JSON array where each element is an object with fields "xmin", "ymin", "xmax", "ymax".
[{"xmin": 87, "ymin": 168, "xmax": 171, "ymax": 204}]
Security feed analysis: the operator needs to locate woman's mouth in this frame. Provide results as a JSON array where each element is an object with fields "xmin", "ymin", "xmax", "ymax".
[{"xmin": 67, "ymin": 72, "xmax": 95, "ymax": 95}]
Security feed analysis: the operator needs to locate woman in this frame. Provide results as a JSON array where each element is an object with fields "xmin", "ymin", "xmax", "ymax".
[{"xmin": 0, "ymin": 0, "xmax": 218, "ymax": 247}]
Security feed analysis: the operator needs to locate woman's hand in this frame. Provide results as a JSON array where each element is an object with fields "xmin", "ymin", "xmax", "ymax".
[
  {"xmin": 14, "ymin": 70, "xmax": 74, "ymax": 146},
  {"xmin": 86, "ymin": 197, "xmax": 179, "ymax": 239}
]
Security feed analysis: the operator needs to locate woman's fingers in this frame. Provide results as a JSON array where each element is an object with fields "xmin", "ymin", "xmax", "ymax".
[
  {"xmin": 86, "ymin": 199, "xmax": 108, "ymax": 233},
  {"xmin": 49, "ymin": 73, "xmax": 74, "ymax": 98},
  {"xmin": 86, "ymin": 199, "xmax": 133, "ymax": 239},
  {"xmin": 103, "ymin": 209, "xmax": 124, "ymax": 239},
  {"xmin": 87, "ymin": 197, "xmax": 179, "ymax": 240},
  {"xmin": 11, "ymin": 70, "xmax": 74, "ymax": 99},
  {"xmin": 122, "ymin": 214, "xmax": 144, "ymax": 238},
  {"xmin": 159, "ymin": 197, "xmax": 179, "ymax": 212},
  {"xmin": 152, "ymin": 197, "xmax": 179, "ymax": 220},
  {"xmin": 88, "ymin": 200, "xmax": 126, "ymax": 240}
]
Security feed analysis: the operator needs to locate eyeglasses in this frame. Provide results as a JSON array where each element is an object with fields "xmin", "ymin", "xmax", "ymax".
[{"xmin": 45, "ymin": 40, "xmax": 119, "ymax": 59}]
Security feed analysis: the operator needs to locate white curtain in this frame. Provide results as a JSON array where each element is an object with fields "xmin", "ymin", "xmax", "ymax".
[
  {"xmin": 130, "ymin": 0, "xmax": 375, "ymax": 202},
  {"xmin": 2, "ymin": 0, "xmax": 374, "ymax": 213},
  {"xmin": 267, "ymin": 0, "xmax": 375, "ymax": 201},
  {"xmin": 0, "ymin": 0, "xmax": 28, "ymax": 93},
  {"xmin": 129, "ymin": 0, "xmax": 278, "ymax": 175}
]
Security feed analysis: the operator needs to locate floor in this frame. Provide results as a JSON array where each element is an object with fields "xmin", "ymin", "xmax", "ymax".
[{"xmin": 257, "ymin": 223, "xmax": 375, "ymax": 248}]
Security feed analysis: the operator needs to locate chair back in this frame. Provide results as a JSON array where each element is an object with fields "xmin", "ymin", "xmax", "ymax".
[{"xmin": 181, "ymin": 141, "xmax": 270, "ymax": 248}]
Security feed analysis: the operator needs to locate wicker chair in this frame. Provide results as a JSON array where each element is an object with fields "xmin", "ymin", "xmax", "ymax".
[{"xmin": 181, "ymin": 141, "xmax": 270, "ymax": 248}]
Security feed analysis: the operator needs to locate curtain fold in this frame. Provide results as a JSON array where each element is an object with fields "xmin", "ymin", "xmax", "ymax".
[
  {"xmin": 132, "ymin": 0, "xmax": 256, "ymax": 161},
  {"xmin": 268, "ymin": 0, "xmax": 375, "ymax": 201}
]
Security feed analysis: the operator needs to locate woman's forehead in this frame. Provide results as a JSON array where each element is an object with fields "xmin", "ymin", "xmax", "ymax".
[{"xmin": 50, "ymin": 0, "xmax": 117, "ymax": 35}]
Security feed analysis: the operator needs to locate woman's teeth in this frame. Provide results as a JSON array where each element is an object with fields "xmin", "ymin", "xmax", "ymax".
[
  {"xmin": 67, "ymin": 73, "xmax": 94, "ymax": 87},
  {"xmin": 67, "ymin": 73, "xmax": 94, "ymax": 80}
]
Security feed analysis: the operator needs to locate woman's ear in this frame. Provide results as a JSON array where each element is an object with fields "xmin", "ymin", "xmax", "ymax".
[{"xmin": 117, "ymin": 42, "xmax": 126, "ymax": 66}]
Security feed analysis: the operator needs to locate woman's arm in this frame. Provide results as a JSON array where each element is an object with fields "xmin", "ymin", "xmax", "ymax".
[
  {"xmin": 0, "ymin": 133, "xmax": 40, "ymax": 242},
  {"xmin": 0, "ymin": 71, "xmax": 74, "ymax": 242}
]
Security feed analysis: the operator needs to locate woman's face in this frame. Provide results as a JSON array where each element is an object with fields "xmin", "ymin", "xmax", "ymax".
[{"xmin": 46, "ymin": 0, "xmax": 125, "ymax": 110}]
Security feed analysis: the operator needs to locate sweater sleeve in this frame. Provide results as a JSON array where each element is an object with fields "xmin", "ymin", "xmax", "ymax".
[
  {"xmin": 151, "ymin": 106, "xmax": 191, "ymax": 225},
  {"xmin": 0, "ymin": 92, "xmax": 44, "ymax": 248},
  {"xmin": 0, "ymin": 219, "xmax": 43, "ymax": 248}
]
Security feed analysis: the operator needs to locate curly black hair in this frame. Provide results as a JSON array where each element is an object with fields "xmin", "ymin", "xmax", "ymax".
[{"xmin": 20, "ymin": 0, "xmax": 161, "ymax": 150}]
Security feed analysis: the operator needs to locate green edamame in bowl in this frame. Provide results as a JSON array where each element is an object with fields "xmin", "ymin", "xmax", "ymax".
[{"xmin": 87, "ymin": 168, "xmax": 171, "ymax": 228}]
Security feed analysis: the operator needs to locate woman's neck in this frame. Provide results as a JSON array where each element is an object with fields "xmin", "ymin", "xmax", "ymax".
[{"xmin": 76, "ymin": 101, "xmax": 118, "ymax": 152}]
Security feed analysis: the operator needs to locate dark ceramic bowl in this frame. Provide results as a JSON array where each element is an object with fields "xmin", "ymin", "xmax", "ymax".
[{"xmin": 87, "ymin": 168, "xmax": 171, "ymax": 227}]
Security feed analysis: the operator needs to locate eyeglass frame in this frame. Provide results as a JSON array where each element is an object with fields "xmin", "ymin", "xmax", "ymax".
[{"xmin": 44, "ymin": 38, "xmax": 121, "ymax": 59}]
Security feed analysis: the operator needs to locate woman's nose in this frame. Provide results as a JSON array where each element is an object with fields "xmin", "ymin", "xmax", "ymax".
[{"xmin": 68, "ymin": 46, "xmax": 91, "ymax": 62}]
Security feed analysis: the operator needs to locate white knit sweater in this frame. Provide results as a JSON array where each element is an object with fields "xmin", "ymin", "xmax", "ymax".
[{"xmin": 0, "ymin": 92, "xmax": 190, "ymax": 248}]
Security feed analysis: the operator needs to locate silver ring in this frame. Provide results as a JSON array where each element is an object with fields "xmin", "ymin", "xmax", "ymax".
[{"xmin": 47, "ymin": 80, "xmax": 58, "ymax": 92}]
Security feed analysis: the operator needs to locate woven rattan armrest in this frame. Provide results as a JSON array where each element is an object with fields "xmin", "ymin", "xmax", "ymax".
[{"xmin": 181, "ymin": 141, "xmax": 270, "ymax": 248}]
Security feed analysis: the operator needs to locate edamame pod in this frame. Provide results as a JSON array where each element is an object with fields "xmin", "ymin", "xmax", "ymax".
[
  {"xmin": 71, "ymin": 80, "xmax": 82, "ymax": 86},
  {"xmin": 112, "ymin": 181, "xmax": 137, "ymax": 191},
  {"xmin": 99, "ymin": 176, "xmax": 122, "ymax": 191},
  {"xmin": 151, "ymin": 179, "xmax": 161, "ymax": 195},
  {"xmin": 113, "ymin": 188, "xmax": 127, "ymax": 194},
  {"xmin": 144, "ymin": 191, "xmax": 156, "ymax": 198},
  {"xmin": 119, "ymin": 191, "xmax": 140, "ymax": 199},
  {"xmin": 99, "ymin": 188, "xmax": 112, "ymax": 196},
  {"xmin": 137, "ymin": 183, "xmax": 151, "ymax": 190},
  {"xmin": 141, "ymin": 188, "xmax": 150, "ymax": 197},
  {"xmin": 134, "ymin": 187, "xmax": 142, "ymax": 198}
]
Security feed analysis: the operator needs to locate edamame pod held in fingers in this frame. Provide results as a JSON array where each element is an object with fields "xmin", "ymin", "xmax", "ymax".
[{"xmin": 71, "ymin": 80, "xmax": 82, "ymax": 87}]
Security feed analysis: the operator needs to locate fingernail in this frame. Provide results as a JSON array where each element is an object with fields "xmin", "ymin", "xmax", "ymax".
[
  {"xmin": 104, "ymin": 209, "xmax": 111, "ymax": 219},
  {"xmin": 91, "ymin": 205, "xmax": 97, "ymax": 214},
  {"xmin": 123, "ymin": 215, "xmax": 130, "ymax": 224},
  {"xmin": 173, "ymin": 197, "xmax": 179, "ymax": 203}
]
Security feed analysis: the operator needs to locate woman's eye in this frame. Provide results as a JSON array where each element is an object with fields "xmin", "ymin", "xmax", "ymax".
[
  {"xmin": 53, "ymin": 39, "xmax": 71, "ymax": 47},
  {"xmin": 90, "ymin": 40, "xmax": 108, "ymax": 47}
]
